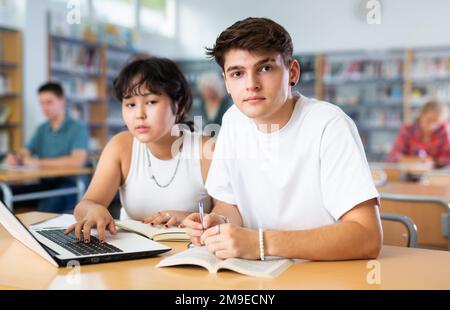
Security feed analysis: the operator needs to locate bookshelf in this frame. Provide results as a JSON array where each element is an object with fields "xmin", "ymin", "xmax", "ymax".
[
  {"xmin": 293, "ymin": 54, "xmax": 317, "ymax": 98},
  {"xmin": 48, "ymin": 34, "xmax": 138, "ymax": 154},
  {"xmin": 319, "ymin": 48, "xmax": 450, "ymax": 161},
  {"xmin": 320, "ymin": 51, "xmax": 405, "ymax": 161},
  {"xmin": 0, "ymin": 27, "xmax": 22, "ymax": 156},
  {"xmin": 105, "ymin": 46, "xmax": 137, "ymax": 141},
  {"xmin": 407, "ymin": 47, "xmax": 450, "ymax": 122}
]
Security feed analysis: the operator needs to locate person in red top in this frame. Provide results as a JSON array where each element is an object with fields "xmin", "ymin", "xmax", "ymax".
[{"xmin": 386, "ymin": 100, "xmax": 450, "ymax": 168}]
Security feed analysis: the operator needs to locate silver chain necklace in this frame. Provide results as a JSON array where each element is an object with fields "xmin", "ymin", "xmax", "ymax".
[{"xmin": 146, "ymin": 144, "xmax": 183, "ymax": 188}]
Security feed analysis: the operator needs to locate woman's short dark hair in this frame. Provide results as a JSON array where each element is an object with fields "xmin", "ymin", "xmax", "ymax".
[
  {"xmin": 113, "ymin": 57, "xmax": 193, "ymax": 130},
  {"xmin": 206, "ymin": 17, "xmax": 294, "ymax": 70}
]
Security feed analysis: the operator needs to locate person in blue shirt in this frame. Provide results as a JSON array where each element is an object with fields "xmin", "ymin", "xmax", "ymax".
[{"xmin": 4, "ymin": 82, "xmax": 89, "ymax": 213}]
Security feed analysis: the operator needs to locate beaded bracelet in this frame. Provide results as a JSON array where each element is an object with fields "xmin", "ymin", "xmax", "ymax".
[{"xmin": 258, "ymin": 228, "xmax": 265, "ymax": 261}]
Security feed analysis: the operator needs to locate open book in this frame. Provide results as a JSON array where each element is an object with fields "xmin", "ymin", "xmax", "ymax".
[
  {"xmin": 115, "ymin": 219, "xmax": 189, "ymax": 242},
  {"xmin": 156, "ymin": 246, "xmax": 294, "ymax": 278}
]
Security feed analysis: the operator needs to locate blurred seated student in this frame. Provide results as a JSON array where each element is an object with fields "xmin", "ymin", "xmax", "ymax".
[
  {"xmin": 2, "ymin": 82, "xmax": 89, "ymax": 213},
  {"xmin": 197, "ymin": 71, "xmax": 232, "ymax": 130},
  {"xmin": 64, "ymin": 58, "xmax": 213, "ymax": 243},
  {"xmin": 386, "ymin": 100, "xmax": 450, "ymax": 168}
]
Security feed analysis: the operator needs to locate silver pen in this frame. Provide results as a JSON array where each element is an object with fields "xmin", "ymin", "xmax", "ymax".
[{"xmin": 198, "ymin": 201, "xmax": 204, "ymax": 230}]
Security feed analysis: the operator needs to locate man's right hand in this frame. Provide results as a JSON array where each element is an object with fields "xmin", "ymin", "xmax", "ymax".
[
  {"xmin": 182, "ymin": 212, "xmax": 227, "ymax": 246},
  {"xmin": 64, "ymin": 204, "xmax": 116, "ymax": 243}
]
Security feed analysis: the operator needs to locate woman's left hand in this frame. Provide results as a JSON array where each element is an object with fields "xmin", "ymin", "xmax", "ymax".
[{"xmin": 143, "ymin": 211, "xmax": 190, "ymax": 227}]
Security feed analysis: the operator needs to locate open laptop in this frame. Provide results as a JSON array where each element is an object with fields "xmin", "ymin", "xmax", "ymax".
[{"xmin": 0, "ymin": 200, "xmax": 171, "ymax": 267}]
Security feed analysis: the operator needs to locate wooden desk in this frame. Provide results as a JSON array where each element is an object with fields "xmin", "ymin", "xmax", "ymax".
[
  {"xmin": 0, "ymin": 167, "xmax": 91, "ymax": 183},
  {"xmin": 378, "ymin": 181, "xmax": 450, "ymax": 202},
  {"xmin": 370, "ymin": 162, "xmax": 434, "ymax": 182},
  {"xmin": 1, "ymin": 212, "xmax": 450, "ymax": 290},
  {"xmin": 0, "ymin": 167, "xmax": 91, "ymax": 210}
]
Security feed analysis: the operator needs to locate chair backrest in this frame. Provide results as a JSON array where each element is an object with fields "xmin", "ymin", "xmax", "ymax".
[
  {"xmin": 380, "ymin": 193, "xmax": 450, "ymax": 250},
  {"xmin": 380, "ymin": 212, "xmax": 417, "ymax": 248},
  {"xmin": 371, "ymin": 168, "xmax": 388, "ymax": 186}
]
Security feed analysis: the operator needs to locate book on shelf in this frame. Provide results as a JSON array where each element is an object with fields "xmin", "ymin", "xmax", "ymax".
[
  {"xmin": 0, "ymin": 130, "xmax": 9, "ymax": 155},
  {"xmin": 323, "ymin": 59, "xmax": 403, "ymax": 82},
  {"xmin": 0, "ymin": 73, "xmax": 10, "ymax": 95},
  {"xmin": 115, "ymin": 219, "xmax": 189, "ymax": 242},
  {"xmin": 99, "ymin": 23, "xmax": 135, "ymax": 48},
  {"xmin": 156, "ymin": 246, "xmax": 295, "ymax": 278},
  {"xmin": 68, "ymin": 102, "xmax": 89, "ymax": 122},
  {"xmin": 412, "ymin": 56, "xmax": 450, "ymax": 79},
  {"xmin": 51, "ymin": 41, "xmax": 100, "ymax": 74},
  {"xmin": 0, "ymin": 105, "xmax": 11, "ymax": 125},
  {"xmin": 411, "ymin": 84, "xmax": 450, "ymax": 106},
  {"xmin": 58, "ymin": 78, "xmax": 98, "ymax": 100}
]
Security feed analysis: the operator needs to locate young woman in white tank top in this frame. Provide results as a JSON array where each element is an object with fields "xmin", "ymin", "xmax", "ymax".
[
  {"xmin": 65, "ymin": 58, "xmax": 215, "ymax": 242},
  {"xmin": 119, "ymin": 129, "xmax": 210, "ymax": 222}
]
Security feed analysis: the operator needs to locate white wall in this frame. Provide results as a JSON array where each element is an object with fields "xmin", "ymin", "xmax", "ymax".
[
  {"xmin": 23, "ymin": 0, "xmax": 48, "ymax": 142},
  {"xmin": 139, "ymin": 0, "xmax": 450, "ymax": 60},
  {"xmin": 0, "ymin": 0, "xmax": 25, "ymax": 29},
  {"xmin": 136, "ymin": 1, "xmax": 181, "ymax": 58}
]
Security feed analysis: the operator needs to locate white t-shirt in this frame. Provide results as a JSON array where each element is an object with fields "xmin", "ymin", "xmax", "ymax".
[{"xmin": 205, "ymin": 93, "xmax": 379, "ymax": 231}]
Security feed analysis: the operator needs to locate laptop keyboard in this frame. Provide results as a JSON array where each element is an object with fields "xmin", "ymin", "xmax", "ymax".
[{"xmin": 36, "ymin": 229, "xmax": 123, "ymax": 256}]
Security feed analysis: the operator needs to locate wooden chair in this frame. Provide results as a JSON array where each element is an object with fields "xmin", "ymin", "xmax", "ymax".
[
  {"xmin": 380, "ymin": 212, "xmax": 417, "ymax": 247},
  {"xmin": 380, "ymin": 193, "xmax": 450, "ymax": 250}
]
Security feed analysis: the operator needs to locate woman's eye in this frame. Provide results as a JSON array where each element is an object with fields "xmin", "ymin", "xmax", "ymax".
[
  {"xmin": 147, "ymin": 101, "xmax": 158, "ymax": 105},
  {"xmin": 125, "ymin": 103, "xmax": 135, "ymax": 108}
]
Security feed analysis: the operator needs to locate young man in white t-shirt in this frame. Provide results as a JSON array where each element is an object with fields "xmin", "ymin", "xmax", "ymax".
[{"xmin": 183, "ymin": 17, "xmax": 382, "ymax": 261}]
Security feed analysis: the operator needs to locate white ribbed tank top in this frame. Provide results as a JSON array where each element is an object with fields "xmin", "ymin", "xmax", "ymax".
[{"xmin": 119, "ymin": 131, "xmax": 210, "ymax": 220}]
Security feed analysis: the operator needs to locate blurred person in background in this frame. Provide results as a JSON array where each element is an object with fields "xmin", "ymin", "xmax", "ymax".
[
  {"xmin": 197, "ymin": 71, "xmax": 232, "ymax": 130},
  {"xmin": 386, "ymin": 100, "xmax": 450, "ymax": 168}
]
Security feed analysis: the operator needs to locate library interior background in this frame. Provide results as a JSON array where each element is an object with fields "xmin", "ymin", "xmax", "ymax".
[{"xmin": 1, "ymin": 0, "xmax": 450, "ymax": 214}]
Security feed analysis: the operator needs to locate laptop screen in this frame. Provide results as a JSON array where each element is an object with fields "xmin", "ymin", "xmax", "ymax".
[{"xmin": 0, "ymin": 200, "xmax": 59, "ymax": 267}]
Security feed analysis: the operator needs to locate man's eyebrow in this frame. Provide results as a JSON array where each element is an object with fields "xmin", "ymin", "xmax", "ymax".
[
  {"xmin": 255, "ymin": 57, "xmax": 276, "ymax": 66},
  {"xmin": 225, "ymin": 58, "xmax": 276, "ymax": 73},
  {"xmin": 226, "ymin": 65, "xmax": 245, "ymax": 73}
]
